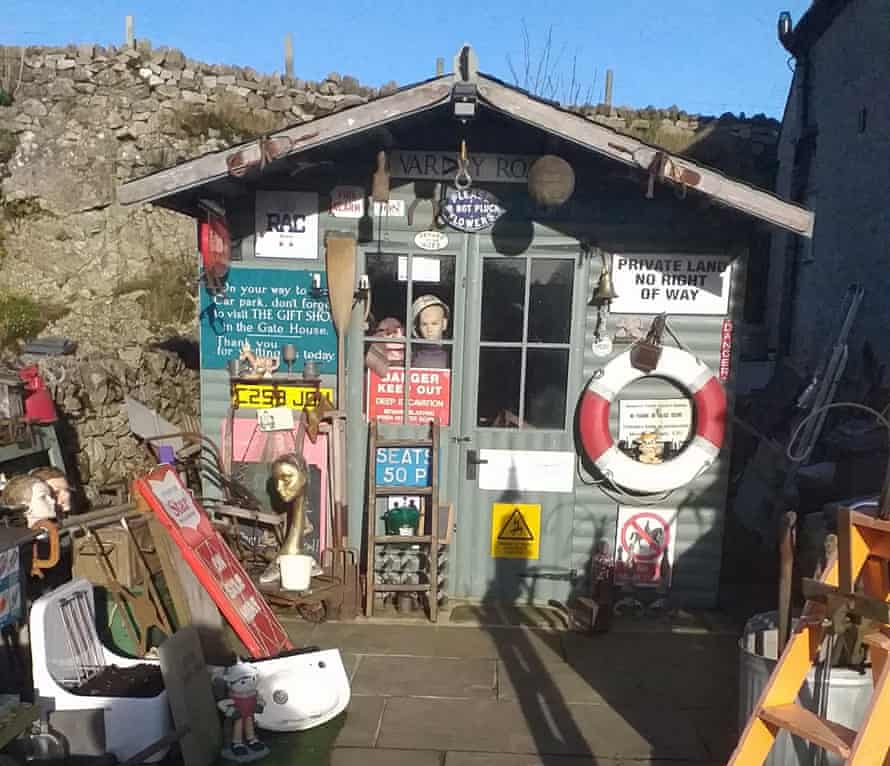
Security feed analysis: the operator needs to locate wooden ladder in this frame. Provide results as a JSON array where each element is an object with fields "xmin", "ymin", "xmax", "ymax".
[
  {"xmin": 365, "ymin": 419, "xmax": 440, "ymax": 621},
  {"xmin": 729, "ymin": 506, "xmax": 890, "ymax": 765}
]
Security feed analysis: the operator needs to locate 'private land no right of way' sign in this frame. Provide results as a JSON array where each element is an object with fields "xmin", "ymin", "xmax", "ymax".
[{"xmin": 609, "ymin": 253, "xmax": 734, "ymax": 316}]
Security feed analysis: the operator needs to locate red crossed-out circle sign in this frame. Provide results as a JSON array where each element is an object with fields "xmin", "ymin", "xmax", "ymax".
[{"xmin": 620, "ymin": 512, "xmax": 670, "ymax": 563}]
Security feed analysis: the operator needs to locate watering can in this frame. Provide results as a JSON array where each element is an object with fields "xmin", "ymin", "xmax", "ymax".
[{"xmin": 382, "ymin": 505, "xmax": 420, "ymax": 535}]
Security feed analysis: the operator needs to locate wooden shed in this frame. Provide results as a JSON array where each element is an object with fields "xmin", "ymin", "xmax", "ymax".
[{"xmin": 119, "ymin": 46, "xmax": 812, "ymax": 611}]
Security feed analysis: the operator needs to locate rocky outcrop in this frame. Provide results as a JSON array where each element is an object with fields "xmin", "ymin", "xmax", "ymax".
[{"xmin": 0, "ymin": 42, "xmax": 381, "ymax": 355}]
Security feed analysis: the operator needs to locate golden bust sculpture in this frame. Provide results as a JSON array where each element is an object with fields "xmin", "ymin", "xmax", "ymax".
[{"xmin": 259, "ymin": 453, "xmax": 316, "ymax": 584}]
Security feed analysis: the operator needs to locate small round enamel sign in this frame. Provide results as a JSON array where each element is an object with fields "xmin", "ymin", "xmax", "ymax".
[
  {"xmin": 414, "ymin": 231, "xmax": 449, "ymax": 251},
  {"xmin": 442, "ymin": 188, "xmax": 505, "ymax": 232}
]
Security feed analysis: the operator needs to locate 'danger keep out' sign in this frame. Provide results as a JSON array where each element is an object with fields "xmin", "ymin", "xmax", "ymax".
[
  {"xmin": 609, "ymin": 254, "xmax": 734, "ymax": 315},
  {"xmin": 367, "ymin": 368, "xmax": 451, "ymax": 426}
]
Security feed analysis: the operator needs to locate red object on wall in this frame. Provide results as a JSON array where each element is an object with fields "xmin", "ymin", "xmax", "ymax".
[
  {"xmin": 133, "ymin": 465, "xmax": 293, "ymax": 659},
  {"xmin": 199, "ymin": 212, "xmax": 231, "ymax": 285},
  {"xmin": 19, "ymin": 366, "xmax": 57, "ymax": 424}
]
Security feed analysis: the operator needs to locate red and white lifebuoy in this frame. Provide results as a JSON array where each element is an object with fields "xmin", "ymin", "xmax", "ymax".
[{"xmin": 578, "ymin": 346, "xmax": 727, "ymax": 493}]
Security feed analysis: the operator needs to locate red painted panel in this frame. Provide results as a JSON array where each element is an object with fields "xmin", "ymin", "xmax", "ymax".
[
  {"xmin": 578, "ymin": 390, "xmax": 614, "ymax": 463},
  {"xmin": 134, "ymin": 465, "xmax": 292, "ymax": 659},
  {"xmin": 693, "ymin": 377, "xmax": 727, "ymax": 448}
]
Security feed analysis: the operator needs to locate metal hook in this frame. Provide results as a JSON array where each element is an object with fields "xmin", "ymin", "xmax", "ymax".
[{"xmin": 455, "ymin": 139, "xmax": 472, "ymax": 189}]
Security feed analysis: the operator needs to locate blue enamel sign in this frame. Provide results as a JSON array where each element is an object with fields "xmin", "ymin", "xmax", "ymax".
[
  {"xmin": 441, "ymin": 188, "xmax": 505, "ymax": 232},
  {"xmin": 200, "ymin": 266, "xmax": 337, "ymax": 373},
  {"xmin": 375, "ymin": 446, "xmax": 432, "ymax": 487}
]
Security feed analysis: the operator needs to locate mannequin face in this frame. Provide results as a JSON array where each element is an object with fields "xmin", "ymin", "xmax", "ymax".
[
  {"xmin": 272, "ymin": 462, "xmax": 308, "ymax": 502},
  {"xmin": 47, "ymin": 476, "xmax": 72, "ymax": 515},
  {"xmin": 26, "ymin": 480, "xmax": 57, "ymax": 526},
  {"xmin": 417, "ymin": 305, "xmax": 447, "ymax": 341}
]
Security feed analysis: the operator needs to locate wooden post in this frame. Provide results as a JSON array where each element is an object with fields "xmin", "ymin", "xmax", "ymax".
[
  {"xmin": 604, "ymin": 69, "xmax": 613, "ymax": 108},
  {"xmin": 125, "ymin": 15, "xmax": 135, "ymax": 48},
  {"xmin": 778, "ymin": 510, "xmax": 796, "ymax": 651},
  {"xmin": 436, "ymin": 57, "xmax": 444, "ymax": 76},
  {"xmin": 284, "ymin": 34, "xmax": 294, "ymax": 78}
]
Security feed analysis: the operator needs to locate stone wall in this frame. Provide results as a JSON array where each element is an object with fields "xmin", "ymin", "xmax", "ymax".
[
  {"xmin": 25, "ymin": 347, "xmax": 199, "ymax": 507},
  {"xmin": 0, "ymin": 42, "xmax": 386, "ymax": 357}
]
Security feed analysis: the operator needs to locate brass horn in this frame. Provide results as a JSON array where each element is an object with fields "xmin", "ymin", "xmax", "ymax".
[{"xmin": 589, "ymin": 251, "xmax": 618, "ymax": 305}]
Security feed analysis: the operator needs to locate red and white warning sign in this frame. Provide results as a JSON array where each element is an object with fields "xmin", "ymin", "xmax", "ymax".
[{"xmin": 614, "ymin": 507, "xmax": 677, "ymax": 588}]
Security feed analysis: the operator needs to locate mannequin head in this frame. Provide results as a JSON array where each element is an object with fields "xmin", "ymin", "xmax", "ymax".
[
  {"xmin": 30, "ymin": 466, "xmax": 72, "ymax": 515},
  {"xmin": 412, "ymin": 295, "xmax": 450, "ymax": 340},
  {"xmin": 1, "ymin": 474, "xmax": 57, "ymax": 526},
  {"xmin": 270, "ymin": 453, "xmax": 309, "ymax": 503}
]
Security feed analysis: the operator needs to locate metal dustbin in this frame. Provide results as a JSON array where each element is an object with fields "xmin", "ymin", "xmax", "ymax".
[{"xmin": 739, "ymin": 611, "xmax": 872, "ymax": 766}]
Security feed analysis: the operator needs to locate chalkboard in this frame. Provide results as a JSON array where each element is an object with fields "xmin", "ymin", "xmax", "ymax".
[{"xmin": 199, "ymin": 266, "xmax": 337, "ymax": 373}]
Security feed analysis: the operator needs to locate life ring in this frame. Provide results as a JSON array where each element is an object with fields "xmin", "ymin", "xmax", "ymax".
[{"xmin": 578, "ymin": 346, "xmax": 727, "ymax": 493}]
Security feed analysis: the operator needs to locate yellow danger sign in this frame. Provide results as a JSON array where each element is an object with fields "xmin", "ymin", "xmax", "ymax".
[{"xmin": 491, "ymin": 503, "xmax": 541, "ymax": 560}]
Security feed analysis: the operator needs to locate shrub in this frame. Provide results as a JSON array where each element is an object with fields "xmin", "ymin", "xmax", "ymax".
[
  {"xmin": 0, "ymin": 290, "xmax": 67, "ymax": 349},
  {"xmin": 113, "ymin": 256, "xmax": 197, "ymax": 330},
  {"xmin": 170, "ymin": 97, "xmax": 283, "ymax": 143}
]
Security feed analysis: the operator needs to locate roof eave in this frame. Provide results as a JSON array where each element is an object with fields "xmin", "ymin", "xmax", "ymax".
[
  {"xmin": 476, "ymin": 76, "xmax": 814, "ymax": 238},
  {"xmin": 117, "ymin": 76, "xmax": 455, "ymax": 207}
]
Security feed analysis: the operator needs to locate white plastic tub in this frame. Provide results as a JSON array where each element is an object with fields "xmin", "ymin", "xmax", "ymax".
[{"xmin": 739, "ymin": 612, "xmax": 872, "ymax": 766}]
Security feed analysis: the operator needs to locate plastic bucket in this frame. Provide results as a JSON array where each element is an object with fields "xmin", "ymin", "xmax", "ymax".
[
  {"xmin": 739, "ymin": 611, "xmax": 873, "ymax": 765},
  {"xmin": 279, "ymin": 554, "xmax": 313, "ymax": 591}
]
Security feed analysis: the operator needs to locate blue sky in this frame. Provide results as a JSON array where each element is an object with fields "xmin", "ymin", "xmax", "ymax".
[{"xmin": 5, "ymin": 0, "xmax": 812, "ymax": 118}]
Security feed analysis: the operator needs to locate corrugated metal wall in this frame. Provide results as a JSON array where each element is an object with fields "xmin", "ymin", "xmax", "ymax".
[{"xmin": 571, "ymin": 251, "xmax": 746, "ymax": 608}]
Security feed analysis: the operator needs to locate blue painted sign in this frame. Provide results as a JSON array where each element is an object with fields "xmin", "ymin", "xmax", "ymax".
[
  {"xmin": 375, "ymin": 446, "xmax": 432, "ymax": 487},
  {"xmin": 200, "ymin": 267, "xmax": 337, "ymax": 373},
  {"xmin": 441, "ymin": 188, "xmax": 505, "ymax": 232}
]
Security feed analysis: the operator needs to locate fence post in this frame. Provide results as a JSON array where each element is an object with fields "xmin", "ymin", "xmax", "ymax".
[{"xmin": 284, "ymin": 34, "xmax": 294, "ymax": 78}]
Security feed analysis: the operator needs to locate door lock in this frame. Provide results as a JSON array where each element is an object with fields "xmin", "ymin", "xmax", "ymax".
[{"xmin": 466, "ymin": 449, "xmax": 488, "ymax": 481}]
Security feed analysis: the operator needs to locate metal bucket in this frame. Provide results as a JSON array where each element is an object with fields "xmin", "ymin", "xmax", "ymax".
[{"xmin": 739, "ymin": 612, "xmax": 873, "ymax": 766}]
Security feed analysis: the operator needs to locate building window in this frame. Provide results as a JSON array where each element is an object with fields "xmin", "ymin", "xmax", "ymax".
[
  {"xmin": 477, "ymin": 256, "xmax": 574, "ymax": 429},
  {"xmin": 364, "ymin": 251, "xmax": 455, "ymax": 425}
]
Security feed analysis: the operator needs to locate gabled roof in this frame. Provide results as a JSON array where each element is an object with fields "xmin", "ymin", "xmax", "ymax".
[{"xmin": 118, "ymin": 72, "xmax": 814, "ymax": 238}]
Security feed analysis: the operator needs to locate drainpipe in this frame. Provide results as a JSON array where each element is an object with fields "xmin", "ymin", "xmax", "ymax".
[{"xmin": 776, "ymin": 12, "xmax": 814, "ymax": 357}]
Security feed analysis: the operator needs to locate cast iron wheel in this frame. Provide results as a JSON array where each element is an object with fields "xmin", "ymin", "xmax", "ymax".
[{"xmin": 297, "ymin": 600, "xmax": 327, "ymax": 623}]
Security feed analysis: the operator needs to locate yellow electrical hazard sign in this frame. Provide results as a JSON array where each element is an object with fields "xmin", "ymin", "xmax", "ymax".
[{"xmin": 491, "ymin": 503, "xmax": 541, "ymax": 560}]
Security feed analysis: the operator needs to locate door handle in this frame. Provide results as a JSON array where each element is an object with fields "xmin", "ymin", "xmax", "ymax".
[{"xmin": 466, "ymin": 449, "xmax": 488, "ymax": 481}]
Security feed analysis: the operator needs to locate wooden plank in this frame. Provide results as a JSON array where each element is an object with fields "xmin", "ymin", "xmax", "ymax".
[
  {"xmin": 760, "ymin": 705, "xmax": 855, "ymax": 758},
  {"xmin": 118, "ymin": 81, "xmax": 453, "ymax": 206},
  {"xmin": 372, "ymin": 583, "xmax": 431, "ymax": 593},
  {"xmin": 375, "ymin": 535, "xmax": 432, "ymax": 544},
  {"xmin": 477, "ymin": 78, "xmax": 815, "ymax": 238},
  {"xmin": 158, "ymin": 627, "xmax": 221, "ymax": 766},
  {"xmin": 376, "ymin": 486, "xmax": 434, "ymax": 496},
  {"xmin": 802, "ymin": 578, "xmax": 890, "ymax": 625}
]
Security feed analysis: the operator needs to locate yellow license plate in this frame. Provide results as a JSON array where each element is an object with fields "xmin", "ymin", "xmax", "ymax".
[{"xmin": 232, "ymin": 383, "xmax": 334, "ymax": 410}]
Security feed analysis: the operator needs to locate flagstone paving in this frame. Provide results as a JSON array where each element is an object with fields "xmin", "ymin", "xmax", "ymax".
[{"xmin": 279, "ymin": 614, "xmax": 740, "ymax": 764}]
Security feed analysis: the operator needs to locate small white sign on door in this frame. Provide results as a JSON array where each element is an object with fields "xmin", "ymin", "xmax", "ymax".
[
  {"xmin": 478, "ymin": 449, "xmax": 575, "ymax": 493},
  {"xmin": 255, "ymin": 190, "xmax": 318, "ymax": 259},
  {"xmin": 609, "ymin": 253, "xmax": 733, "ymax": 315}
]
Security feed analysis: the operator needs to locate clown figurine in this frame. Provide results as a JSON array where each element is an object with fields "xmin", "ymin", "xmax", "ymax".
[{"xmin": 218, "ymin": 661, "xmax": 269, "ymax": 762}]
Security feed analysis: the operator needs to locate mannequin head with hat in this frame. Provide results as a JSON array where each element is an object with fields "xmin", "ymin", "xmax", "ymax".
[{"xmin": 412, "ymin": 294, "xmax": 450, "ymax": 341}]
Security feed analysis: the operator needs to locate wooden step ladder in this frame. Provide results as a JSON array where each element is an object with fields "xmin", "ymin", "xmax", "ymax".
[
  {"xmin": 364, "ymin": 419, "xmax": 440, "ymax": 621},
  {"xmin": 729, "ymin": 506, "xmax": 890, "ymax": 765}
]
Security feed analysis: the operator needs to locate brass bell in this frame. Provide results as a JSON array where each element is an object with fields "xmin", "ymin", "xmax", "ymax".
[{"xmin": 589, "ymin": 252, "xmax": 618, "ymax": 305}]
